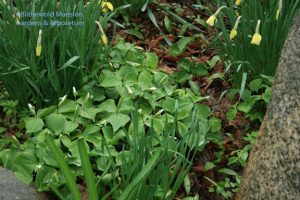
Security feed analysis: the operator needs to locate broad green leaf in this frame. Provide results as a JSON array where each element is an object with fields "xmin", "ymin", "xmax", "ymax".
[
  {"xmin": 177, "ymin": 121, "xmax": 188, "ymax": 137},
  {"xmin": 60, "ymin": 135, "xmax": 72, "ymax": 148},
  {"xmin": 208, "ymin": 73, "xmax": 225, "ymax": 81},
  {"xmin": 226, "ymin": 107, "xmax": 237, "ymax": 120},
  {"xmin": 249, "ymin": 79, "xmax": 262, "ymax": 91},
  {"xmin": 63, "ymin": 121, "xmax": 79, "ymax": 134},
  {"xmin": 188, "ymin": 80, "xmax": 201, "ymax": 96},
  {"xmin": 169, "ymin": 37, "xmax": 193, "ymax": 56},
  {"xmin": 124, "ymin": 29, "xmax": 144, "ymax": 40},
  {"xmin": 0, "ymin": 127, "xmax": 6, "ymax": 134},
  {"xmin": 262, "ymin": 87, "xmax": 272, "ymax": 103},
  {"xmin": 204, "ymin": 162, "xmax": 216, "ymax": 171},
  {"xmin": 37, "ymin": 106, "xmax": 56, "ymax": 118},
  {"xmin": 58, "ymin": 100, "xmax": 78, "ymax": 113},
  {"xmin": 144, "ymin": 52, "xmax": 158, "ymax": 69},
  {"xmin": 106, "ymin": 113, "xmax": 130, "ymax": 132},
  {"xmin": 97, "ymin": 99, "xmax": 117, "ymax": 113},
  {"xmin": 138, "ymin": 71, "xmax": 153, "ymax": 90},
  {"xmin": 14, "ymin": 151, "xmax": 38, "ymax": 184},
  {"xmin": 118, "ymin": 100, "xmax": 135, "ymax": 114},
  {"xmin": 209, "ymin": 118, "xmax": 221, "ymax": 133},
  {"xmin": 196, "ymin": 104, "xmax": 211, "ymax": 119},
  {"xmin": 174, "ymin": 70, "xmax": 193, "ymax": 83},
  {"xmin": 161, "ymin": 97, "xmax": 176, "ymax": 113},
  {"xmin": 184, "ymin": 175, "xmax": 191, "ymax": 195},
  {"xmin": 164, "ymin": 15, "xmax": 173, "ymax": 33},
  {"xmin": 206, "ymin": 55, "xmax": 220, "ymax": 68},
  {"xmin": 237, "ymin": 103, "xmax": 251, "ymax": 113},
  {"xmin": 79, "ymin": 107, "xmax": 101, "ymax": 121},
  {"xmin": 99, "ymin": 70, "xmax": 122, "ymax": 88},
  {"xmin": 178, "ymin": 59, "xmax": 192, "ymax": 72},
  {"xmin": 45, "ymin": 113, "xmax": 66, "ymax": 134},
  {"xmin": 218, "ymin": 168, "xmax": 238, "ymax": 176},
  {"xmin": 25, "ymin": 117, "xmax": 44, "ymax": 133},
  {"xmin": 152, "ymin": 117, "xmax": 164, "ymax": 134},
  {"xmin": 83, "ymin": 125, "xmax": 101, "ymax": 135},
  {"xmin": 191, "ymin": 63, "xmax": 208, "ymax": 76},
  {"xmin": 112, "ymin": 129, "xmax": 126, "ymax": 144},
  {"xmin": 228, "ymin": 156, "xmax": 239, "ymax": 165},
  {"xmin": 178, "ymin": 99, "xmax": 194, "ymax": 120}
]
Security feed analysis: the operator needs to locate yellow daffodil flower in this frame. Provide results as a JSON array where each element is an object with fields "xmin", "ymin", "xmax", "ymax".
[
  {"xmin": 251, "ymin": 20, "xmax": 262, "ymax": 45},
  {"xmin": 95, "ymin": 21, "xmax": 108, "ymax": 45},
  {"xmin": 230, "ymin": 29, "xmax": 237, "ymax": 40},
  {"xmin": 206, "ymin": 6, "xmax": 227, "ymax": 27},
  {"xmin": 206, "ymin": 15, "xmax": 217, "ymax": 27},
  {"xmin": 230, "ymin": 16, "xmax": 241, "ymax": 41},
  {"xmin": 101, "ymin": 1, "xmax": 113, "ymax": 13},
  {"xmin": 101, "ymin": 34, "xmax": 108, "ymax": 45},
  {"xmin": 36, "ymin": 30, "xmax": 42, "ymax": 57},
  {"xmin": 276, "ymin": 0, "xmax": 283, "ymax": 20},
  {"xmin": 235, "ymin": 0, "xmax": 242, "ymax": 6}
]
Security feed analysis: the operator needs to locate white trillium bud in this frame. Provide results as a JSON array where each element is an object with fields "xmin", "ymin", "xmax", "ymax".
[
  {"xmin": 28, "ymin": 103, "xmax": 36, "ymax": 115},
  {"xmin": 58, "ymin": 95, "xmax": 67, "ymax": 106}
]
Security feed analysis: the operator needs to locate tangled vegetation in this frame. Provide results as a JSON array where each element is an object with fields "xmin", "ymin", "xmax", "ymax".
[{"xmin": 0, "ymin": 0, "xmax": 299, "ymax": 199}]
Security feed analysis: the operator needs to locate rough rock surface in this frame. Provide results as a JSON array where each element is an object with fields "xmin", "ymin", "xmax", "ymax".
[
  {"xmin": 0, "ymin": 167, "xmax": 47, "ymax": 200},
  {"xmin": 236, "ymin": 10, "xmax": 300, "ymax": 200}
]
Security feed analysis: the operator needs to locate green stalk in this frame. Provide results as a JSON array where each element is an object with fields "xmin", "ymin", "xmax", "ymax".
[
  {"xmin": 46, "ymin": 134, "xmax": 81, "ymax": 200},
  {"xmin": 78, "ymin": 139, "xmax": 99, "ymax": 200},
  {"xmin": 118, "ymin": 150, "xmax": 161, "ymax": 200}
]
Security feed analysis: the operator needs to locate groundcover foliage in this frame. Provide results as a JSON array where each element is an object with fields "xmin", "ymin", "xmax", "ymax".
[
  {"xmin": 0, "ymin": 0, "xmax": 298, "ymax": 199},
  {"xmin": 0, "ymin": 39, "xmax": 221, "ymax": 199}
]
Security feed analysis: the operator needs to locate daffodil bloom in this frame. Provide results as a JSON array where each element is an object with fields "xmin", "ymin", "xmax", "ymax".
[
  {"xmin": 206, "ymin": 15, "xmax": 217, "ymax": 27},
  {"xmin": 36, "ymin": 30, "xmax": 42, "ymax": 57},
  {"xmin": 230, "ymin": 29, "xmax": 237, "ymax": 41},
  {"xmin": 206, "ymin": 6, "xmax": 227, "ymax": 27},
  {"xmin": 230, "ymin": 16, "xmax": 241, "ymax": 41},
  {"xmin": 101, "ymin": 1, "xmax": 113, "ymax": 13},
  {"xmin": 251, "ymin": 20, "xmax": 262, "ymax": 45},
  {"xmin": 101, "ymin": 34, "xmax": 108, "ymax": 45},
  {"xmin": 235, "ymin": 0, "xmax": 242, "ymax": 6},
  {"xmin": 95, "ymin": 21, "xmax": 108, "ymax": 45},
  {"xmin": 276, "ymin": 0, "xmax": 283, "ymax": 20}
]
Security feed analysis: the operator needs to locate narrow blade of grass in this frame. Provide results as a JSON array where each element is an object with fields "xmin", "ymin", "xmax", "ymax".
[
  {"xmin": 45, "ymin": 134, "xmax": 81, "ymax": 200},
  {"xmin": 118, "ymin": 150, "xmax": 161, "ymax": 200},
  {"xmin": 78, "ymin": 139, "xmax": 99, "ymax": 200}
]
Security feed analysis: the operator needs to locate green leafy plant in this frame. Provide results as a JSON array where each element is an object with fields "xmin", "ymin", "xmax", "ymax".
[
  {"xmin": 226, "ymin": 75, "xmax": 273, "ymax": 122},
  {"xmin": 0, "ymin": 38, "xmax": 222, "ymax": 199},
  {"xmin": 208, "ymin": 0, "xmax": 300, "ymax": 87},
  {"xmin": 204, "ymin": 131, "xmax": 257, "ymax": 199}
]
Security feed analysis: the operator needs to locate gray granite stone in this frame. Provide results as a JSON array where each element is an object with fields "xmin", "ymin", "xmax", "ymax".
[
  {"xmin": 236, "ymin": 10, "xmax": 300, "ymax": 200},
  {"xmin": 0, "ymin": 167, "xmax": 48, "ymax": 200}
]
